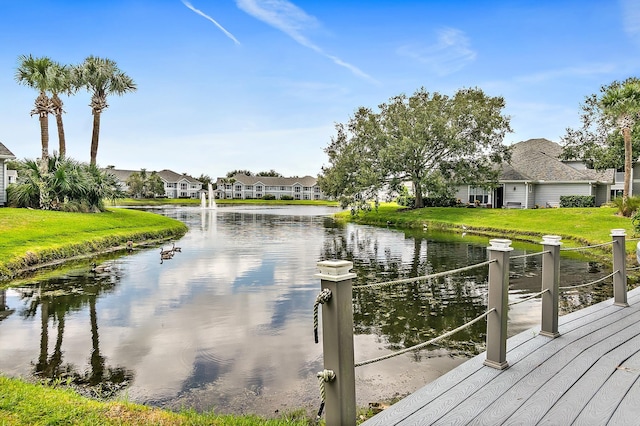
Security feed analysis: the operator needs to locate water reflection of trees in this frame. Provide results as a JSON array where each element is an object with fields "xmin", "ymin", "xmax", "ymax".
[
  {"xmin": 15, "ymin": 270, "xmax": 133, "ymax": 396},
  {"xmin": 322, "ymin": 228, "xmax": 490, "ymax": 357},
  {"xmin": 0, "ymin": 289, "xmax": 15, "ymax": 322},
  {"xmin": 322, "ymin": 226, "xmax": 616, "ymax": 357}
]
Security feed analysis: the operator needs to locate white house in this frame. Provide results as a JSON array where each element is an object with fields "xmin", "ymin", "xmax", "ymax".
[
  {"xmin": 106, "ymin": 168, "xmax": 203, "ymax": 199},
  {"xmin": 454, "ymin": 138, "xmax": 616, "ymax": 208},
  {"xmin": 0, "ymin": 142, "xmax": 16, "ymax": 206},
  {"xmin": 215, "ymin": 174, "xmax": 325, "ymax": 200}
]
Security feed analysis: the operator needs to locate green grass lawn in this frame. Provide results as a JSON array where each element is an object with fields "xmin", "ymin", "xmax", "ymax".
[
  {"xmin": 0, "ymin": 377, "xmax": 310, "ymax": 426},
  {"xmin": 0, "ymin": 208, "xmax": 187, "ymax": 280},
  {"xmin": 338, "ymin": 204, "xmax": 637, "ymax": 251}
]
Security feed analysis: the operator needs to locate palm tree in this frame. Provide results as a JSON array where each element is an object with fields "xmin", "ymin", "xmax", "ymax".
[
  {"xmin": 48, "ymin": 62, "xmax": 75, "ymax": 158},
  {"xmin": 15, "ymin": 55, "xmax": 55, "ymax": 169},
  {"xmin": 74, "ymin": 56, "xmax": 137, "ymax": 166},
  {"xmin": 599, "ymin": 79, "xmax": 640, "ymax": 206}
]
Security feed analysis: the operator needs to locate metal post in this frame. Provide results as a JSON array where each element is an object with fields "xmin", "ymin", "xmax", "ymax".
[
  {"xmin": 611, "ymin": 229, "xmax": 628, "ymax": 307},
  {"xmin": 540, "ymin": 235, "xmax": 561, "ymax": 338},
  {"xmin": 484, "ymin": 239, "xmax": 512, "ymax": 370},
  {"xmin": 315, "ymin": 260, "xmax": 357, "ymax": 426}
]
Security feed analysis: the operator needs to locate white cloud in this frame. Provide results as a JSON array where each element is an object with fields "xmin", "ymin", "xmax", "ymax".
[
  {"xmin": 397, "ymin": 27, "xmax": 477, "ymax": 76},
  {"xmin": 236, "ymin": 0, "xmax": 377, "ymax": 83},
  {"xmin": 182, "ymin": 0, "xmax": 241, "ymax": 45},
  {"xmin": 515, "ymin": 63, "xmax": 616, "ymax": 84},
  {"xmin": 621, "ymin": 0, "xmax": 640, "ymax": 38}
]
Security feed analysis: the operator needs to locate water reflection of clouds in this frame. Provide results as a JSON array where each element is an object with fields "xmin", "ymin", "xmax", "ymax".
[{"xmin": 98, "ymin": 209, "xmax": 328, "ymax": 404}]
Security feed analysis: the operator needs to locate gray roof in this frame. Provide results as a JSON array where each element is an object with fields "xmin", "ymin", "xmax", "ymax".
[
  {"xmin": 104, "ymin": 168, "xmax": 202, "ymax": 184},
  {"xmin": 0, "ymin": 142, "xmax": 16, "ymax": 160},
  {"xmin": 500, "ymin": 138, "xmax": 614, "ymax": 183},
  {"xmin": 219, "ymin": 174, "xmax": 318, "ymax": 186}
]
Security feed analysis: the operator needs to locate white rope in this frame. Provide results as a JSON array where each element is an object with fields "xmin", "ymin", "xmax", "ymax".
[
  {"xmin": 559, "ymin": 270, "xmax": 617, "ymax": 290},
  {"xmin": 508, "ymin": 289, "xmax": 549, "ymax": 306},
  {"xmin": 354, "ymin": 308, "xmax": 496, "ymax": 367},
  {"xmin": 353, "ymin": 259, "xmax": 496, "ymax": 290},
  {"xmin": 313, "ymin": 289, "xmax": 331, "ymax": 344},
  {"xmin": 316, "ymin": 369, "xmax": 335, "ymax": 420},
  {"xmin": 560, "ymin": 241, "xmax": 614, "ymax": 251},
  {"xmin": 511, "ymin": 250, "xmax": 550, "ymax": 260}
]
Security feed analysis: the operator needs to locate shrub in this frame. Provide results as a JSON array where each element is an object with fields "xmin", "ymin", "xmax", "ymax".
[
  {"xmin": 262, "ymin": 194, "xmax": 276, "ymax": 200},
  {"xmin": 611, "ymin": 196, "xmax": 640, "ymax": 217},
  {"xmin": 281, "ymin": 195, "xmax": 294, "ymax": 200},
  {"xmin": 397, "ymin": 194, "xmax": 415, "ymax": 208},
  {"xmin": 559, "ymin": 195, "xmax": 595, "ymax": 208},
  {"xmin": 8, "ymin": 156, "xmax": 125, "ymax": 212},
  {"xmin": 422, "ymin": 196, "xmax": 458, "ymax": 207}
]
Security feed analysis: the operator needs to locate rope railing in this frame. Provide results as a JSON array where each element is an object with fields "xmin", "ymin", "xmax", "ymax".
[
  {"xmin": 559, "ymin": 270, "xmax": 618, "ymax": 291},
  {"xmin": 627, "ymin": 265, "xmax": 640, "ymax": 271},
  {"xmin": 560, "ymin": 241, "xmax": 614, "ymax": 251},
  {"xmin": 510, "ymin": 250, "xmax": 550, "ymax": 260},
  {"xmin": 354, "ymin": 308, "xmax": 496, "ymax": 368},
  {"xmin": 508, "ymin": 288, "xmax": 549, "ymax": 306},
  {"xmin": 314, "ymin": 230, "xmax": 631, "ymax": 425},
  {"xmin": 352, "ymin": 259, "xmax": 496, "ymax": 290}
]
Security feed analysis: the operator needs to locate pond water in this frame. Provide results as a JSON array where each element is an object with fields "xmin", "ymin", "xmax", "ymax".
[{"xmin": 0, "ymin": 205, "xmax": 613, "ymax": 417}]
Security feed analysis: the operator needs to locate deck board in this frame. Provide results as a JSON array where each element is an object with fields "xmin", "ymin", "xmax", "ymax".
[{"xmin": 360, "ymin": 287, "xmax": 640, "ymax": 426}]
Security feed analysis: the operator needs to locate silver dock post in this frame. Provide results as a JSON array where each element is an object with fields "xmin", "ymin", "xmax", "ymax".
[
  {"xmin": 484, "ymin": 239, "xmax": 513, "ymax": 370},
  {"xmin": 540, "ymin": 235, "xmax": 561, "ymax": 338},
  {"xmin": 315, "ymin": 260, "xmax": 357, "ymax": 426}
]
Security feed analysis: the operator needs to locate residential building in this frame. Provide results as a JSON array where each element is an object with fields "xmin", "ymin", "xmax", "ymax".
[
  {"xmin": 0, "ymin": 142, "xmax": 16, "ymax": 206},
  {"xmin": 106, "ymin": 168, "xmax": 203, "ymax": 199},
  {"xmin": 215, "ymin": 174, "xmax": 325, "ymax": 200},
  {"xmin": 454, "ymin": 138, "xmax": 616, "ymax": 208}
]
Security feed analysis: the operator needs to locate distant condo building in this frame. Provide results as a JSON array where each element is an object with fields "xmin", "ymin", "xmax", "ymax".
[
  {"xmin": 106, "ymin": 168, "xmax": 203, "ymax": 199},
  {"xmin": 215, "ymin": 174, "xmax": 325, "ymax": 200}
]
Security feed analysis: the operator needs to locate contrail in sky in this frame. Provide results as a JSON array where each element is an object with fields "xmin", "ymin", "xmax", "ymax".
[
  {"xmin": 236, "ymin": 0, "xmax": 377, "ymax": 83},
  {"xmin": 182, "ymin": 1, "xmax": 241, "ymax": 45}
]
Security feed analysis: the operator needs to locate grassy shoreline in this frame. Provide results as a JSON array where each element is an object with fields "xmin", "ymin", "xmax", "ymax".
[
  {"xmin": 0, "ymin": 207, "xmax": 188, "ymax": 283},
  {"xmin": 336, "ymin": 204, "xmax": 637, "ymax": 252}
]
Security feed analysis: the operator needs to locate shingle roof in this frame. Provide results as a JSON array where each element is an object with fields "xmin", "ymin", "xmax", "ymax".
[
  {"xmin": 104, "ymin": 168, "xmax": 202, "ymax": 184},
  {"xmin": 0, "ymin": 142, "xmax": 16, "ymax": 159},
  {"xmin": 500, "ymin": 138, "xmax": 614, "ymax": 183},
  {"xmin": 220, "ymin": 174, "xmax": 318, "ymax": 186},
  {"xmin": 157, "ymin": 169, "xmax": 202, "ymax": 184}
]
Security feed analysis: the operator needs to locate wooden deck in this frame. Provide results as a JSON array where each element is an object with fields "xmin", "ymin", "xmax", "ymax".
[{"xmin": 361, "ymin": 286, "xmax": 640, "ymax": 426}]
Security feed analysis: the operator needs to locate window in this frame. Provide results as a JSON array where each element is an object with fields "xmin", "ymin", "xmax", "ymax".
[
  {"xmin": 235, "ymin": 185, "xmax": 242, "ymax": 191},
  {"xmin": 468, "ymin": 187, "xmax": 489, "ymax": 204},
  {"xmin": 246, "ymin": 185, "xmax": 253, "ymax": 190},
  {"xmin": 167, "ymin": 183, "xmax": 177, "ymax": 188},
  {"xmin": 256, "ymin": 185, "xmax": 263, "ymax": 191},
  {"xmin": 180, "ymin": 183, "xmax": 187, "ymax": 190},
  {"xmin": 303, "ymin": 186, "xmax": 310, "ymax": 191},
  {"xmin": 295, "ymin": 186, "xmax": 301, "ymax": 192},
  {"xmin": 280, "ymin": 186, "xmax": 286, "ymax": 191}
]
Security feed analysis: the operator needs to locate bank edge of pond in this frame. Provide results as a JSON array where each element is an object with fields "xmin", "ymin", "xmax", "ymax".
[
  {"xmin": 334, "ymin": 204, "xmax": 638, "ymax": 262},
  {"xmin": 0, "ymin": 208, "xmax": 188, "ymax": 285}
]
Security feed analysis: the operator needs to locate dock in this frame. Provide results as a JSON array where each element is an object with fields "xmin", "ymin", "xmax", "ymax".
[{"xmin": 361, "ymin": 285, "xmax": 640, "ymax": 425}]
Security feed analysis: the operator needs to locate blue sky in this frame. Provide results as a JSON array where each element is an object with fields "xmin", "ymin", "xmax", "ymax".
[{"xmin": 1, "ymin": 0, "xmax": 639, "ymax": 178}]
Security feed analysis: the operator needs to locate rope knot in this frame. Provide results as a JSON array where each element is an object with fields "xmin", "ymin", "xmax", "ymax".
[
  {"xmin": 313, "ymin": 288, "xmax": 332, "ymax": 343},
  {"xmin": 316, "ymin": 369, "xmax": 336, "ymax": 420}
]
